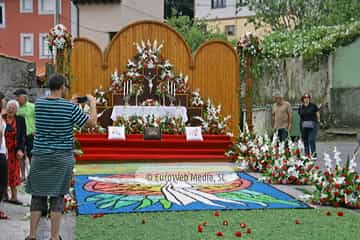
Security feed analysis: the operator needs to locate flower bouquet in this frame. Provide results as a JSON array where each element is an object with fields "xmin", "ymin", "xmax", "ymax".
[
  {"xmin": 47, "ymin": 24, "xmax": 72, "ymax": 52},
  {"xmin": 94, "ymin": 87, "xmax": 108, "ymax": 106},
  {"xmin": 194, "ymin": 99, "xmax": 231, "ymax": 135},
  {"xmin": 190, "ymin": 89, "xmax": 204, "ymax": 107},
  {"xmin": 264, "ymin": 140, "xmax": 317, "ymax": 185},
  {"xmin": 159, "ymin": 116, "xmax": 185, "ymax": 134},
  {"xmin": 174, "ymin": 72, "xmax": 189, "ymax": 94},
  {"xmin": 126, "ymin": 116, "xmax": 145, "ymax": 134},
  {"xmin": 311, "ymin": 148, "xmax": 360, "ymax": 208},
  {"xmin": 141, "ymin": 99, "xmax": 160, "ymax": 106},
  {"xmin": 109, "ymin": 69, "xmax": 123, "ymax": 94}
]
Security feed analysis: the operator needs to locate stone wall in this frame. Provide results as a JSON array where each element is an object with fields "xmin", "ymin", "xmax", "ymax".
[
  {"xmin": 0, "ymin": 54, "xmax": 41, "ymax": 102},
  {"xmin": 331, "ymin": 88, "xmax": 360, "ymax": 128},
  {"xmin": 246, "ymin": 56, "xmax": 332, "ymax": 106}
]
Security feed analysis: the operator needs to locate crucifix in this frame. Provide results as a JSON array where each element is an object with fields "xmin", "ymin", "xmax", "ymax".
[{"xmin": 143, "ymin": 67, "xmax": 158, "ymax": 100}]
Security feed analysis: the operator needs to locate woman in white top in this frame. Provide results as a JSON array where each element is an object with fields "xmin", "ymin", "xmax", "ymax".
[{"xmin": 0, "ymin": 110, "xmax": 8, "ymax": 220}]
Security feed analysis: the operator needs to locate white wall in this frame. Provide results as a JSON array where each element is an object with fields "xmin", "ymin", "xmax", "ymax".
[
  {"xmin": 78, "ymin": 0, "xmax": 164, "ymax": 50},
  {"xmin": 195, "ymin": 0, "xmax": 254, "ymax": 19},
  {"xmin": 71, "ymin": 1, "xmax": 78, "ymax": 37}
]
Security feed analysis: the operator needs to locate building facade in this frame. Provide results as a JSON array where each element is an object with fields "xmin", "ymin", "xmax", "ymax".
[
  {"xmin": 73, "ymin": 0, "xmax": 164, "ymax": 51},
  {"xmin": 0, "ymin": 0, "xmax": 76, "ymax": 74},
  {"xmin": 194, "ymin": 0, "xmax": 267, "ymax": 40}
]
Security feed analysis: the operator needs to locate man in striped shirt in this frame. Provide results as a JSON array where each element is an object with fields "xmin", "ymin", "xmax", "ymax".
[{"xmin": 25, "ymin": 74, "xmax": 97, "ymax": 240}]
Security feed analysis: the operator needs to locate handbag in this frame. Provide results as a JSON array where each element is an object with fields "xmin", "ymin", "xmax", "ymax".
[{"xmin": 302, "ymin": 121, "xmax": 314, "ymax": 129}]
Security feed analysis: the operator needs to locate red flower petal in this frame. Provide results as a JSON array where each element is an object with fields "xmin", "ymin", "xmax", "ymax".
[
  {"xmin": 294, "ymin": 219, "xmax": 301, "ymax": 224},
  {"xmin": 337, "ymin": 211, "xmax": 344, "ymax": 217},
  {"xmin": 326, "ymin": 211, "xmax": 332, "ymax": 216},
  {"xmin": 240, "ymin": 223, "xmax": 247, "ymax": 228},
  {"xmin": 216, "ymin": 231, "xmax": 223, "ymax": 237},
  {"xmin": 214, "ymin": 211, "xmax": 220, "ymax": 217},
  {"xmin": 235, "ymin": 231, "xmax": 242, "ymax": 237},
  {"xmin": 246, "ymin": 228, "xmax": 252, "ymax": 234},
  {"xmin": 197, "ymin": 225, "xmax": 203, "ymax": 233}
]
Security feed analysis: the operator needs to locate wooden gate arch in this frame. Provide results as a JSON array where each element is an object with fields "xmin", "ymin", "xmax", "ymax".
[{"xmin": 70, "ymin": 20, "xmax": 240, "ymax": 135}]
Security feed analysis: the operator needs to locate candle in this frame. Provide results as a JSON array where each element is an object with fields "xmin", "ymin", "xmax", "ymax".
[
  {"xmin": 171, "ymin": 81, "xmax": 173, "ymax": 96},
  {"xmin": 127, "ymin": 81, "xmax": 129, "ymax": 95},
  {"xmin": 123, "ymin": 81, "xmax": 126, "ymax": 96},
  {"xmin": 167, "ymin": 80, "xmax": 170, "ymax": 94},
  {"xmin": 130, "ymin": 80, "xmax": 132, "ymax": 94},
  {"xmin": 173, "ymin": 82, "xmax": 176, "ymax": 96}
]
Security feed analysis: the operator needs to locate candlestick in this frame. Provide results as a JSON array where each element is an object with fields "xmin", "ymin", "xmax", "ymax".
[
  {"xmin": 130, "ymin": 80, "xmax": 132, "ymax": 95},
  {"xmin": 174, "ymin": 82, "xmax": 176, "ymax": 96},
  {"xmin": 123, "ymin": 81, "xmax": 126, "ymax": 96},
  {"xmin": 167, "ymin": 80, "xmax": 170, "ymax": 95}
]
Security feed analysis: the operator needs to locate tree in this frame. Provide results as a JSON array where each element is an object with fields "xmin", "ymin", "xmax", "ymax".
[
  {"xmin": 166, "ymin": 16, "xmax": 231, "ymax": 52},
  {"xmin": 164, "ymin": 0, "xmax": 194, "ymax": 19},
  {"xmin": 246, "ymin": 0, "xmax": 360, "ymax": 30}
]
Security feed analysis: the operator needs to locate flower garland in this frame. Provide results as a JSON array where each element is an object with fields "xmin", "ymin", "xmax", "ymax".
[
  {"xmin": 113, "ymin": 115, "xmax": 183, "ymax": 134},
  {"xmin": 47, "ymin": 24, "xmax": 73, "ymax": 85},
  {"xmin": 311, "ymin": 148, "xmax": 360, "ymax": 208},
  {"xmin": 237, "ymin": 32, "xmax": 262, "ymax": 57}
]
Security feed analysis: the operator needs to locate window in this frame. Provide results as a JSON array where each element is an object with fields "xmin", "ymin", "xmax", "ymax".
[
  {"xmin": 20, "ymin": 0, "xmax": 33, "ymax": 13},
  {"xmin": 0, "ymin": 3, "xmax": 5, "ymax": 28},
  {"xmin": 38, "ymin": 0, "xmax": 61, "ymax": 15},
  {"xmin": 20, "ymin": 33, "xmax": 34, "ymax": 56},
  {"xmin": 211, "ymin": 0, "xmax": 226, "ymax": 9},
  {"xmin": 225, "ymin": 25, "xmax": 235, "ymax": 36},
  {"xmin": 39, "ymin": 33, "xmax": 51, "ymax": 59}
]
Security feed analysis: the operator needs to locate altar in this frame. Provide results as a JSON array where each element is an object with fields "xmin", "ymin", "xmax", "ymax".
[{"xmin": 111, "ymin": 106, "xmax": 188, "ymax": 123}]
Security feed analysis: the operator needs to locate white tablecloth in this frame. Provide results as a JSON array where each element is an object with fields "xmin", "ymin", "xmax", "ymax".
[{"xmin": 111, "ymin": 106, "xmax": 188, "ymax": 123}]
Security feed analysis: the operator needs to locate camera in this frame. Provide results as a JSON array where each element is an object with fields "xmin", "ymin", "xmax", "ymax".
[{"xmin": 76, "ymin": 96, "xmax": 88, "ymax": 103}]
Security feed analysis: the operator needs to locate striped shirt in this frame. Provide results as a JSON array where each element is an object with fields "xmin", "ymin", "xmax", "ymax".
[{"xmin": 33, "ymin": 98, "xmax": 88, "ymax": 151}]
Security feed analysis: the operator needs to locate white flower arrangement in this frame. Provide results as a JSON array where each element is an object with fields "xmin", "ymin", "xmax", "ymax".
[
  {"xmin": 47, "ymin": 24, "xmax": 72, "ymax": 51},
  {"xmin": 190, "ymin": 89, "xmax": 204, "ymax": 107},
  {"xmin": 311, "ymin": 148, "xmax": 360, "ymax": 208},
  {"xmin": 94, "ymin": 87, "xmax": 108, "ymax": 106},
  {"xmin": 194, "ymin": 99, "xmax": 231, "ymax": 135},
  {"xmin": 109, "ymin": 69, "xmax": 124, "ymax": 93}
]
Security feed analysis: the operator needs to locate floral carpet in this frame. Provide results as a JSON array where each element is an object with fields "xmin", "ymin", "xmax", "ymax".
[{"xmin": 74, "ymin": 163, "xmax": 309, "ymax": 214}]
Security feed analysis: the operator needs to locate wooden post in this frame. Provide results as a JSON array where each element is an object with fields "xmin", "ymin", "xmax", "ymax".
[{"xmin": 245, "ymin": 55, "xmax": 253, "ymax": 132}]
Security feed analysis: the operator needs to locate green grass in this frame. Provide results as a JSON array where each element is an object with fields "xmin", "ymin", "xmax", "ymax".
[{"xmin": 75, "ymin": 208, "xmax": 360, "ymax": 240}]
